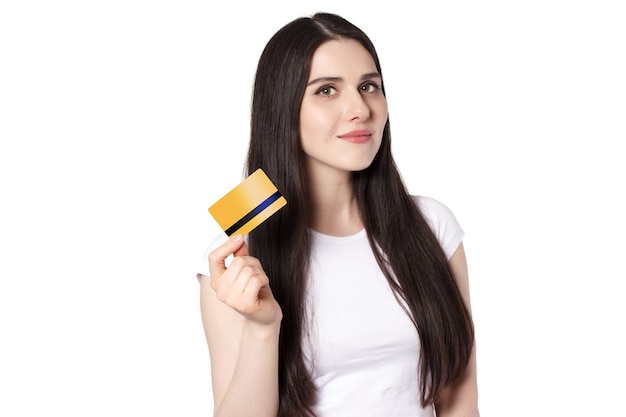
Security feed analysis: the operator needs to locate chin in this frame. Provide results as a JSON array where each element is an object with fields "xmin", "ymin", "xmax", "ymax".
[{"xmin": 347, "ymin": 160, "xmax": 376, "ymax": 172}]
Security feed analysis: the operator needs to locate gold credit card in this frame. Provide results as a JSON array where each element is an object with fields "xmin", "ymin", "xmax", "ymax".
[{"xmin": 208, "ymin": 169, "xmax": 287, "ymax": 236}]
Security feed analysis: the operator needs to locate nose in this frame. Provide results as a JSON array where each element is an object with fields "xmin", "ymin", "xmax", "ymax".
[{"xmin": 344, "ymin": 90, "xmax": 370, "ymax": 121}]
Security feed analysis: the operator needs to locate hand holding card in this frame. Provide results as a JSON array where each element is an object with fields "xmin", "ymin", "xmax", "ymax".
[{"xmin": 208, "ymin": 169, "xmax": 287, "ymax": 236}]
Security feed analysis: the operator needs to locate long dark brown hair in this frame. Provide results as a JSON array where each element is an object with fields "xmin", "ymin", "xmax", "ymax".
[{"xmin": 245, "ymin": 12, "xmax": 474, "ymax": 417}]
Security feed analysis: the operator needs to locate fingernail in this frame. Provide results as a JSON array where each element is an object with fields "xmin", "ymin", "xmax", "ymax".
[{"xmin": 230, "ymin": 234, "xmax": 243, "ymax": 243}]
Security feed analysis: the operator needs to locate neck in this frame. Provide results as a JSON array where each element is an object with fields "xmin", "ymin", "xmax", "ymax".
[{"xmin": 307, "ymin": 171, "xmax": 363, "ymax": 237}]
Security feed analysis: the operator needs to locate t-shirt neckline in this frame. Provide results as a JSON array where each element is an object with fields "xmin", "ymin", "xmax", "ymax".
[{"xmin": 309, "ymin": 228, "xmax": 367, "ymax": 242}]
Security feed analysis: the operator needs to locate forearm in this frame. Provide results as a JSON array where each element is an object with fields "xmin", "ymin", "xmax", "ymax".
[
  {"xmin": 434, "ymin": 344, "xmax": 479, "ymax": 417},
  {"xmin": 437, "ymin": 245, "xmax": 479, "ymax": 416},
  {"xmin": 213, "ymin": 320, "xmax": 281, "ymax": 417}
]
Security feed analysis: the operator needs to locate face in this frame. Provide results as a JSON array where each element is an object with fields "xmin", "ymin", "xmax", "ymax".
[{"xmin": 299, "ymin": 39, "xmax": 388, "ymax": 177}]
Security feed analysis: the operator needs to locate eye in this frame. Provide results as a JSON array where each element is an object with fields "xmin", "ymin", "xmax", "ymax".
[
  {"xmin": 360, "ymin": 82, "xmax": 380, "ymax": 93},
  {"xmin": 315, "ymin": 85, "xmax": 338, "ymax": 97}
]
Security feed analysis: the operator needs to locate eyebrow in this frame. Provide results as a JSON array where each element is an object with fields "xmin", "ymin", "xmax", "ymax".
[{"xmin": 306, "ymin": 72, "xmax": 382, "ymax": 86}]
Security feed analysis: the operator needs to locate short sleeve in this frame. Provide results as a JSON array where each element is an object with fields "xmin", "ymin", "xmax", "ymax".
[{"xmin": 413, "ymin": 195, "xmax": 465, "ymax": 260}]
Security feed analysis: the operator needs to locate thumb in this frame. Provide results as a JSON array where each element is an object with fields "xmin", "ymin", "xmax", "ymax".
[
  {"xmin": 208, "ymin": 234, "xmax": 245, "ymax": 278},
  {"xmin": 233, "ymin": 236, "xmax": 249, "ymax": 257}
]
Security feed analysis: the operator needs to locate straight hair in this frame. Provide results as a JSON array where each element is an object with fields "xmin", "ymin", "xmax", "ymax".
[{"xmin": 245, "ymin": 12, "xmax": 474, "ymax": 417}]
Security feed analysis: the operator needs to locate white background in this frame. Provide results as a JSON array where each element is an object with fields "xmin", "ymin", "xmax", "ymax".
[{"xmin": 1, "ymin": 1, "xmax": 624, "ymax": 416}]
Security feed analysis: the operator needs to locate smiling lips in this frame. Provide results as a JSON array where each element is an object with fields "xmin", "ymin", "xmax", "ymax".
[{"xmin": 338, "ymin": 129, "xmax": 371, "ymax": 144}]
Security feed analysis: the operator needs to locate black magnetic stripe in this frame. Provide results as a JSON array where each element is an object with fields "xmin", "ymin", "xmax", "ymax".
[{"xmin": 224, "ymin": 191, "xmax": 282, "ymax": 236}]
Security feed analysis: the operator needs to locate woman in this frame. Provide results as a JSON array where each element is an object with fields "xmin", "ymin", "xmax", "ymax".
[{"xmin": 197, "ymin": 12, "xmax": 479, "ymax": 417}]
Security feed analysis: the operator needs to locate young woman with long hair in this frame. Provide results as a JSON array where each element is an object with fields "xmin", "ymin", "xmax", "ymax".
[{"xmin": 197, "ymin": 12, "xmax": 479, "ymax": 417}]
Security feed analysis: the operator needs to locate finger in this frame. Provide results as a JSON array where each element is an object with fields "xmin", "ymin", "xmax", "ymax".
[
  {"xmin": 238, "ymin": 275, "xmax": 269, "ymax": 314},
  {"xmin": 242, "ymin": 274, "xmax": 268, "ymax": 299},
  {"xmin": 227, "ymin": 261, "xmax": 260, "ymax": 294},
  {"xmin": 208, "ymin": 234, "xmax": 245, "ymax": 279},
  {"xmin": 219, "ymin": 264, "xmax": 263, "ymax": 311},
  {"xmin": 212, "ymin": 251, "xmax": 259, "ymax": 299}
]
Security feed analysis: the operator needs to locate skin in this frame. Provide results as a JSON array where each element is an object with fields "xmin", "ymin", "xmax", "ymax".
[
  {"xmin": 435, "ymin": 243, "xmax": 480, "ymax": 417},
  {"xmin": 200, "ymin": 236, "xmax": 281, "ymax": 417},
  {"xmin": 200, "ymin": 38, "xmax": 479, "ymax": 417},
  {"xmin": 299, "ymin": 39, "xmax": 387, "ymax": 236}
]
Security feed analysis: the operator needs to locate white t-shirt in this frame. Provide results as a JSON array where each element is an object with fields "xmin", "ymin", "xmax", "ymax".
[{"xmin": 197, "ymin": 195, "xmax": 464, "ymax": 417}]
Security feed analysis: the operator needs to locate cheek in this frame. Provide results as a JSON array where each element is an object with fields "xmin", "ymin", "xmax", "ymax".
[
  {"xmin": 300, "ymin": 105, "xmax": 332, "ymax": 141},
  {"xmin": 375, "ymin": 100, "xmax": 389, "ymax": 123}
]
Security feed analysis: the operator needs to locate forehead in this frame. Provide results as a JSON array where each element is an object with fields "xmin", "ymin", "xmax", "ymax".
[{"xmin": 308, "ymin": 39, "xmax": 377, "ymax": 78}]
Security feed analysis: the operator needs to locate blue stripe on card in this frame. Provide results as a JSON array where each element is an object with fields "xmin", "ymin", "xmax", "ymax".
[{"xmin": 224, "ymin": 191, "xmax": 282, "ymax": 236}]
